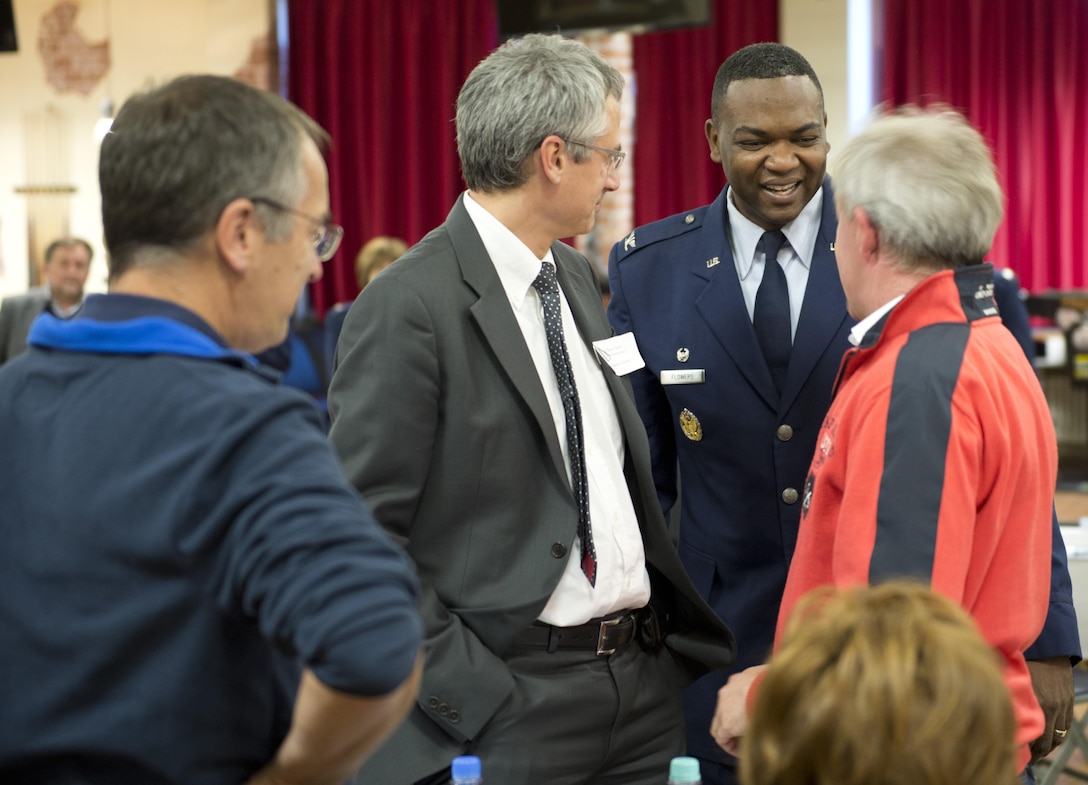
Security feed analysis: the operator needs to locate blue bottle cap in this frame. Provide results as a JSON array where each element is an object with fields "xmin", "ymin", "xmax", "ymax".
[
  {"xmin": 452, "ymin": 755, "xmax": 482, "ymax": 781},
  {"xmin": 669, "ymin": 756, "xmax": 701, "ymax": 783}
]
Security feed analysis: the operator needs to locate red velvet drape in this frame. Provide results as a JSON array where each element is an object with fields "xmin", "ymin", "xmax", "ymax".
[
  {"xmin": 286, "ymin": 0, "xmax": 497, "ymax": 315},
  {"xmin": 881, "ymin": 0, "xmax": 1088, "ymax": 292},
  {"xmin": 631, "ymin": 0, "xmax": 777, "ymax": 225}
]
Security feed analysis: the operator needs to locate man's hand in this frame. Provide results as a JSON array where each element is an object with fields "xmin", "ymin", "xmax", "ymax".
[
  {"xmin": 1027, "ymin": 656, "xmax": 1074, "ymax": 762},
  {"xmin": 245, "ymin": 656, "xmax": 423, "ymax": 785},
  {"xmin": 710, "ymin": 664, "xmax": 766, "ymax": 758}
]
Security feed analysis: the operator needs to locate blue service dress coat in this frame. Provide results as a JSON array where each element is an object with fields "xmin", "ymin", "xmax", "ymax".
[{"xmin": 607, "ymin": 180, "xmax": 850, "ymax": 765}]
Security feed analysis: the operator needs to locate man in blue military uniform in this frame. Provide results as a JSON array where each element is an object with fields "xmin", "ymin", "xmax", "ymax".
[{"xmin": 608, "ymin": 42, "xmax": 1078, "ymax": 785}]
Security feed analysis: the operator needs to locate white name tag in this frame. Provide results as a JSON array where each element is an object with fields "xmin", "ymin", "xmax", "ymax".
[
  {"xmin": 660, "ymin": 369, "xmax": 706, "ymax": 385},
  {"xmin": 592, "ymin": 332, "xmax": 646, "ymax": 376}
]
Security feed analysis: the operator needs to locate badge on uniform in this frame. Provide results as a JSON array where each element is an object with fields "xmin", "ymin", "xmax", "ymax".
[
  {"xmin": 679, "ymin": 408, "xmax": 702, "ymax": 441},
  {"xmin": 661, "ymin": 369, "xmax": 705, "ymax": 385},
  {"xmin": 623, "ymin": 231, "xmax": 636, "ymax": 252}
]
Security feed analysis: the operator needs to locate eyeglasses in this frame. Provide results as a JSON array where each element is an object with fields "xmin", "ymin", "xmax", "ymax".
[
  {"xmin": 250, "ymin": 196, "xmax": 344, "ymax": 262},
  {"xmin": 564, "ymin": 139, "xmax": 625, "ymax": 175}
]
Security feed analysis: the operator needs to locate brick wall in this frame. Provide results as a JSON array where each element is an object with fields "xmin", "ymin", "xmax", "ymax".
[{"xmin": 576, "ymin": 31, "xmax": 634, "ymax": 286}]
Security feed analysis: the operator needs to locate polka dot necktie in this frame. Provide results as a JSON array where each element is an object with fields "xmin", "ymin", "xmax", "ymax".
[
  {"xmin": 753, "ymin": 230, "xmax": 791, "ymax": 393},
  {"xmin": 531, "ymin": 261, "xmax": 597, "ymax": 586}
]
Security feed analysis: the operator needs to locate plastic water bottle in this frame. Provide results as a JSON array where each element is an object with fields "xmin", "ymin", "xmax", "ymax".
[
  {"xmin": 450, "ymin": 755, "xmax": 482, "ymax": 785},
  {"xmin": 667, "ymin": 756, "xmax": 702, "ymax": 785}
]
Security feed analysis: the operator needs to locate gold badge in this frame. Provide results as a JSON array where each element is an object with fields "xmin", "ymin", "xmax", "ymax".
[{"xmin": 679, "ymin": 408, "xmax": 702, "ymax": 441}]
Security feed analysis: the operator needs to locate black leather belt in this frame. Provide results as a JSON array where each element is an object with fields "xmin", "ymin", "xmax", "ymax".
[{"xmin": 510, "ymin": 611, "xmax": 640, "ymax": 656}]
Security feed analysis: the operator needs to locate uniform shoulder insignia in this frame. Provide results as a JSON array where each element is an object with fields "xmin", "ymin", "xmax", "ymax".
[{"xmin": 614, "ymin": 207, "xmax": 707, "ymax": 262}]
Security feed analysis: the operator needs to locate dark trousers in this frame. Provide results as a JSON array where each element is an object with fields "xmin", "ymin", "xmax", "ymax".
[{"xmin": 414, "ymin": 641, "xmax": 686, "ymax": 785}]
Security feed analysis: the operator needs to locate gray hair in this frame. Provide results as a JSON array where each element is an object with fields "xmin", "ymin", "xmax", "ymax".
[
  {"xmin": 833, "ymin": 107, "xmax": 1004, "ymax": 272},
  {"xmin": 456, "ymin": 34, "xmax": 624, "ymax": 193},
  {"xmin": 99, "ymin": 74, "xmax": 329, "ymax": 279}
]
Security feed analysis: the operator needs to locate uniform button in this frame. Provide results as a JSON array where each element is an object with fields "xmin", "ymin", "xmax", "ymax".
[
  {"xmin": 782, "ymin": 487, "xmax": 799, "ymax": 504},
  {"xmin": 438, "ymin": 703, "xmax": 449, "ymax": 716},
  {"xmin": 776, "ymin": 424, "xmax": 794, "ymax": 441},
  {"xmin": 428, "ymin": 696, "xmax": 439, "ymax": 709},
  {"xmin": 684, "ymin": 213, "xmax": 695, "ymax": 224},
  {"xmin": 550, "ymin": 542, "xmax": 568, "ymax": 558},
  {"xmin": 448, "ymin": 710, "xmax": 461, "ymax": 724}
]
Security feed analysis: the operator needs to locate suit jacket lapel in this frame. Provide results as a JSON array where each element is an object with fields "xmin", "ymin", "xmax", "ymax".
[
  {"xmin": 554, "ymin": 245, "xmax": 611, "ymax": 350},
  {"xmin": 554, "ymin": 245, "xmax": 668, "ymax": 556},
  {"xmin": 553, "ymin": 244, "xmax": 641, "ymax": 456},
  {"xmin": 693, "ymin": 189, "xmax": 781, "ymax": 408},
  {"xmin": 779, "ymin": 181, "xmax": 850, "ymax": 408},
  {"xmin": 446, "ymin": 196, "xmax": 570, "ymax": 487}
]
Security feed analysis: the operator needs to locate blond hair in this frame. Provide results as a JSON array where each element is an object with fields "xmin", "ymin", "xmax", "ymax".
[
  {"xmin": 354, "ymin": 236, "xmax": 408, "ymax": 290},
  {"xmin": 740, "ymin": 582, "xmax": 1018, "ymax": 785}
]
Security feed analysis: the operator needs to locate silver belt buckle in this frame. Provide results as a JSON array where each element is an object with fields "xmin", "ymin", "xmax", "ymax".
[{"xmin": 596, "ymin": 616, "xmax": 623, "ymax": 656}]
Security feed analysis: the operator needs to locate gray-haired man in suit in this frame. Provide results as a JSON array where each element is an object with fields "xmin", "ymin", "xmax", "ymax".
[
  {"xmin": 328, "ymin": 33, "xmax": 735, "ymax": 785},
  {"xmin": 0, "ymin": 237, "xmax": 91, "ymax": 363}
]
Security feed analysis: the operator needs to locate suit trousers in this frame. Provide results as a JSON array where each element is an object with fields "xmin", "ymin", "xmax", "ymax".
[{"xmin": 414, "ymin": 641, "xmax": 686, "ymax": 785}]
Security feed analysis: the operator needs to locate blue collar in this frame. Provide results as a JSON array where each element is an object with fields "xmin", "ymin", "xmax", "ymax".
[{"xmin": 28, "ymin": 293, "xmax": 259, "ymax": 368}]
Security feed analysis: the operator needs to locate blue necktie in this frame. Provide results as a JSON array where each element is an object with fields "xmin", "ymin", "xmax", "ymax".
[
  {"xmin": 532, "ymin": 262, "xmax": 597, "ymax": 586},
  {"xmin": 753, "ymin": 230, "xmax": 791, "ymax": 393}
]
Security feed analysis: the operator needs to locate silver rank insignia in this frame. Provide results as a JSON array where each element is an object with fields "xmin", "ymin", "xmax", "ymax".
[
  {"xmin": 676, "ymin": 347, "xmax": 690, "ymax": 363},
  {"xmin": 679, "ymin": 408, "xmax": 702, "ymax": 441},
  {"xmin": 623, "ymin": 231, "xmax": 636, "ymax": 252}
]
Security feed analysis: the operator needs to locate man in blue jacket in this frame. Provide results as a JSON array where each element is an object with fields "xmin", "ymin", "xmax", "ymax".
[
  {"xmin": 608, "ymin": 42, "xmax": 1078, "ymax": 785},
  {"xmin": 0, "ymin": 75, "xmax": 423, "ymax": 785}
]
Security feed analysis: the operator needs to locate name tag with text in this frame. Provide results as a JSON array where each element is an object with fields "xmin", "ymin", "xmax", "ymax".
[
  {"xmin": 592, "ymin": 332, "xmax": 646, "ymax": 376},
  {"xmin": 660, "ymin": 369, "xmax": 706, "ymax": 385}
]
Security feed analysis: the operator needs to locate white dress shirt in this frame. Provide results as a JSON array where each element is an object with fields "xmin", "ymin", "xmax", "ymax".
[
  {"xmin": 464, "ymin": 192, "xmax": 651, "ymax": 626},
  {"xmin": 849, "ymin": 296, "xmax": 904, "ymax": 346},
  {"xmin": 728, "ymin": 187, "xmax": 824, "ymax": 339}
]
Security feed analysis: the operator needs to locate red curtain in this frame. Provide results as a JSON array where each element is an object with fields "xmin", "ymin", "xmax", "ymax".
[
  {"xmin": 881, "ymin": 0, "xmax": 1088, "ymax": 292},
  {"xmin": 631, "ymin": 0, "xmax": 777, "ymax": 225},
  {"xmin": 286, "ymin": 0, "xmax": 497, "ymax": 314}
]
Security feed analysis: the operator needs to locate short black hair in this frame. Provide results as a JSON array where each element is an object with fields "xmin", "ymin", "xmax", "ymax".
[{"xmin": 710, "ymin": 42, "xmax": 824, "ymax": 127}]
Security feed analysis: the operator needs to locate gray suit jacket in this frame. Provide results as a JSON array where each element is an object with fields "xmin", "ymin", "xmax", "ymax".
[
  {"xmin": 0, "ymin": 287, "xmax": 49, "ymax": 363},
  {"xmin": 328, "ymin": 196, "xmax": 734, "ymax": 782}
]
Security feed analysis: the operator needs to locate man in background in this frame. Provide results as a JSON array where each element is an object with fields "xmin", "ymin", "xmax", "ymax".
[
  {"xmin": 711, "ymin": 106, "xmax": 1058, "ymax": 783},
  {"xmin": 608, "ymin": 42, "xmax": 1077, "ymax": 784},
  {"xmin": 0, "ymin": 74, "xmax": 422, "ymax": 785},
  {"xmin": 329, "ymin": 34, "xmax": 734, "ymax": 785},
  {"xmin": 0, "ymin": 236, "xmax": 91, "ymax": 363}
]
